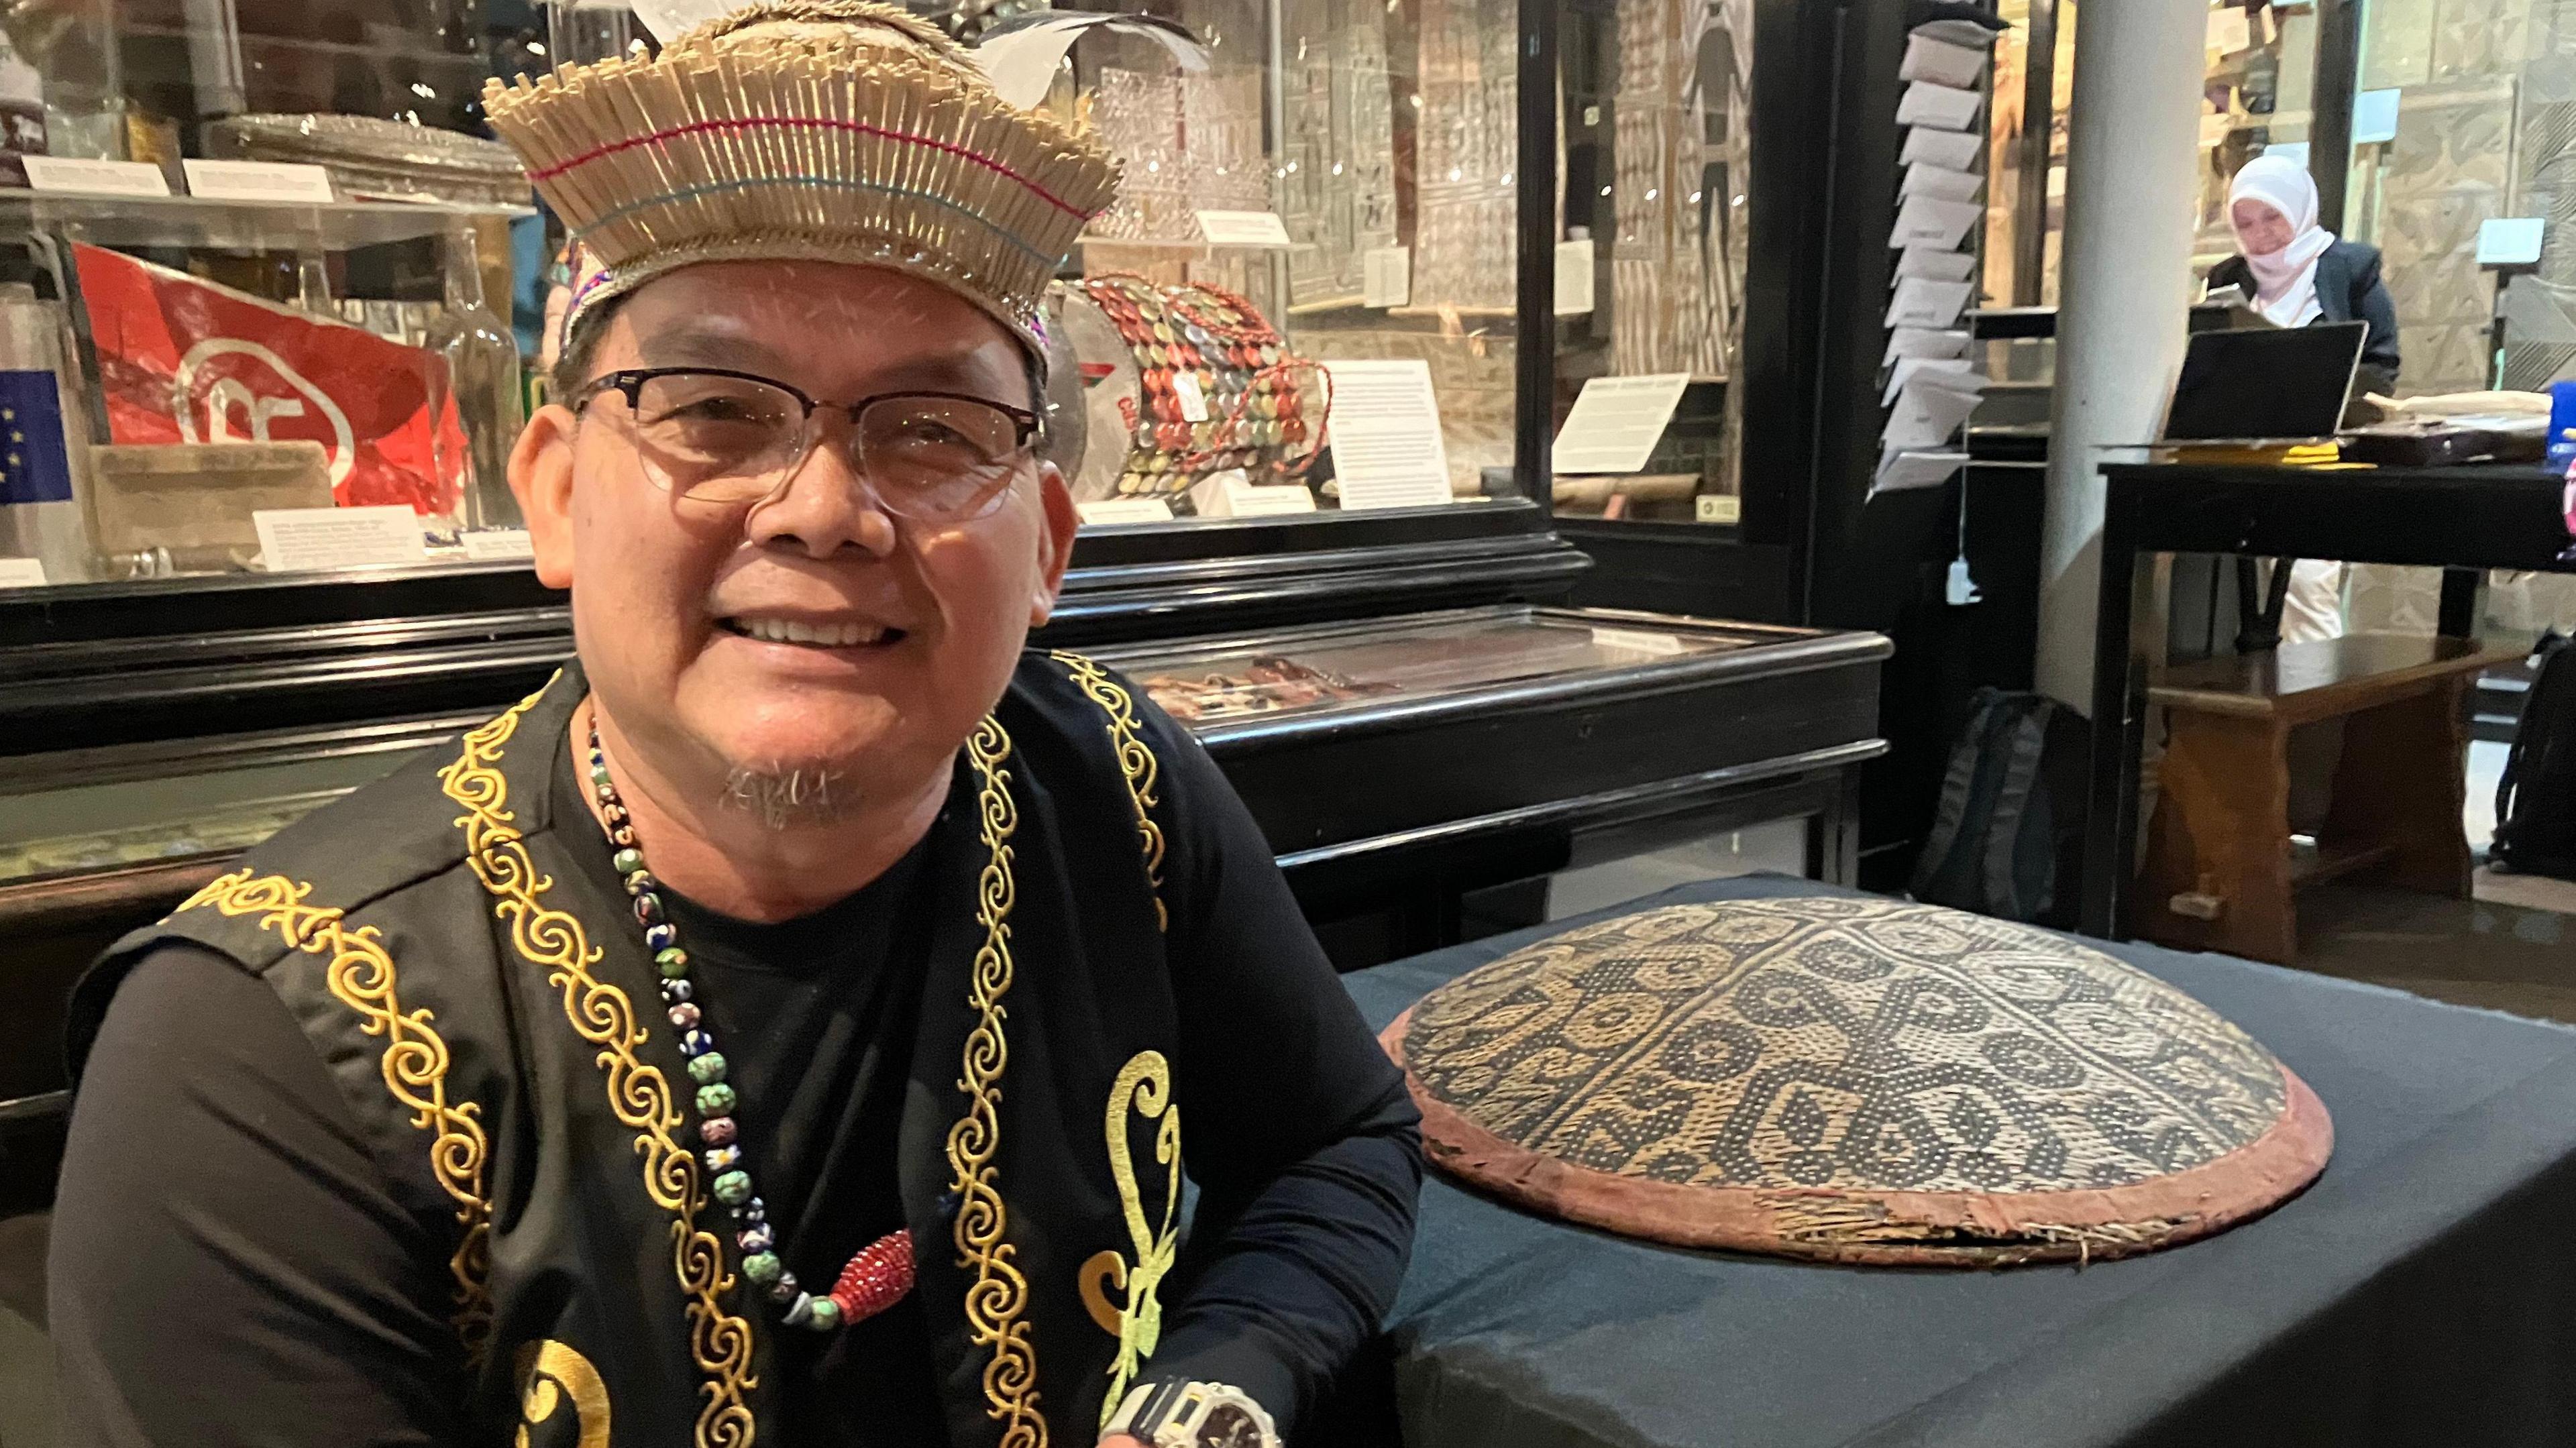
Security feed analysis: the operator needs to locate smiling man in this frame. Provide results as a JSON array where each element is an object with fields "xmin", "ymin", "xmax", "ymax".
[{"xmin": 46, "ymin": 7, "xmax": 1419, "ymax": 1447}]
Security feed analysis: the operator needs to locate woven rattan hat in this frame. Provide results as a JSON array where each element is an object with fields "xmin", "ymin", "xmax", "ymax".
[
  {"xmin": 482, "ymin": 1, "xmax": 1120, "ymax": 358},
  {"xmin": 1383, "ymin": 897, "xmax": 2331, "ymax": 1266}
]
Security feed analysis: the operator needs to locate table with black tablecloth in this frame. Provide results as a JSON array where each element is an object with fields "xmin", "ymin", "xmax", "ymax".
[{"xmin": 1345, "ymin": 875, "xmax": 2576, "ymax": 1448}]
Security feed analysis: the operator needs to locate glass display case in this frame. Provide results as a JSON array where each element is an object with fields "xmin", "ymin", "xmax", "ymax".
[
  {"xmin": 1547, "ymin": 0, "xmax": 1755, "ymax": 527},
  {"xmin": 0, "ymin": 0, "xmax": 543, "ymax": 590},
  {"xmin": 1035, "ymin": 0, "xmax": 1522, "ymax": 524},
  {"xmin": 0, "ymin": 0, "xmax": 1890, "ymax": 1137}
]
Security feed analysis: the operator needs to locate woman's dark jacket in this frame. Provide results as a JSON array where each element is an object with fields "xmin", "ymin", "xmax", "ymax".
[{"xmin": 2206, "ymin": 238, "xmax": 2402, "ymax": 394}]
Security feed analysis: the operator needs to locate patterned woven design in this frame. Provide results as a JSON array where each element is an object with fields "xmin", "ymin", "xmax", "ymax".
[{"xmin": 1388, "ymin": 897, "xmax": 2332, "ymax": 1265}]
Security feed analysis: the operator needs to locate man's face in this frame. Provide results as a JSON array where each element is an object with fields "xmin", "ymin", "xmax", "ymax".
[{"xmin": 510, "ymin": 260, "xmax": 1079, "ymax": 819}]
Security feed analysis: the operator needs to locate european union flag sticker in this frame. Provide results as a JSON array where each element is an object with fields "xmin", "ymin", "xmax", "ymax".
[{"xmin": 0, "ymin": 370, "xmax": 74, "ymax": 506}]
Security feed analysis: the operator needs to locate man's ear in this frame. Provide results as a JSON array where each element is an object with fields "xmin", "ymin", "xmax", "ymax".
[
  {"xmin": 1026, "ymin": 460, "xmax": 1079, "ymax": 628},
  {"xmin": 511, "ymin": 404, "xmax": 579, "ymax": 590}
]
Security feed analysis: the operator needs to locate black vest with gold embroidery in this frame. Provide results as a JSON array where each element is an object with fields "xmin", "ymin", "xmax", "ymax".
[{"xmin": 75, "ymin": 653, "xmax": 1197, "ymax": 1448}]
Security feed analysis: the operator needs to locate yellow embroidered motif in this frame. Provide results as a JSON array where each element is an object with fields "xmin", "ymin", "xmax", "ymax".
[
  {"xmin": 175, "ymin": 869, "xmax": 493, "ymax": 1357},
  {"xmin": 514, "ymin": 1339, "xmax": 612, "ymax": 1448},
  {"xmin": 1049, "ymin": 651, "xmax": 1169, "ymax": 932},
  {"xmin": 441, "ymin": 683, "xmax": 759, "ymax": 1448},
  {"xmin": 944, "ymin": 716, "xmax": 1047, "ymax": 1448},
  {"xmin": 1080, "ymin": 1050, "xmax": 1183, "ymax": 1430}
]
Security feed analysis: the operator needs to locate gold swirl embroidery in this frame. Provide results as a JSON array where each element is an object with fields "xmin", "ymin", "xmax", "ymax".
[
  {"xmin": 1049, "ymin": 651, "xmax": 1169, "ymax": 932},
  {"xmin": 1079, "ymin": 1050, "xmax": 1183, "ymax": 1429},
  {"xmin": 174, "ymin": 869, "xmax": 493, "ymax": 1357},
  {"xmin": 514, "ymin": 1339, "xmax": 612, "ymax": 1448},
  {"xmin": 440, "ymin": 684, "xmax": 759, "ymax": 1448},
  {"xmin": 945, "ymin": 716, "xmax": 1046, "ymax": 1448}
]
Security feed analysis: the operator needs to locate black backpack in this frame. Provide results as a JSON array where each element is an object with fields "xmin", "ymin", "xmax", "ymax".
[
  {"xmin": 2492, "ymin": 632, "xmax": 2576, "ymax": 880},
  {"xmin": 1910, "ymin": 689, "xmax": 2091, "ymax": 927}
]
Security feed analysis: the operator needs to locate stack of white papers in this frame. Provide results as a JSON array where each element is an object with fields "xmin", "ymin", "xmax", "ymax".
[{"xmin": 1875, "ymin": 16, "xmax": 2001, "ymax": 506}]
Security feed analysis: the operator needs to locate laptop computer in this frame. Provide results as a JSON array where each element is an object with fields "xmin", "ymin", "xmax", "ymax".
[{"xmin": 2161, "ymin": 320, "xmax": 2367, "ymax": 444}]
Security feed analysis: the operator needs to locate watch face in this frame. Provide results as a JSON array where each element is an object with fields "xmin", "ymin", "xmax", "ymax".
[{"xmin": 1195, "ymin": 1403, "xmax": 1266, "ymax": 1448}]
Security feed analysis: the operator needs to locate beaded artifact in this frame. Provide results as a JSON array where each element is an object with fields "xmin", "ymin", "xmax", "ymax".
[{"xmin": 1071, "ymin": 275, "xmax": 1327, "ymax": 502}]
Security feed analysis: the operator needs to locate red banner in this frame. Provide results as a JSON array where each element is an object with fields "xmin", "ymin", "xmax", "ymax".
[{"xmin": 72, "ymin": 243, "xmax": 466, "ymax": 518}]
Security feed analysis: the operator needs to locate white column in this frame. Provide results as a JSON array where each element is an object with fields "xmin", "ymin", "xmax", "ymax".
[{"xmin": 2033, "ymin": 0, "xmax": 2209, "ymax": 710}]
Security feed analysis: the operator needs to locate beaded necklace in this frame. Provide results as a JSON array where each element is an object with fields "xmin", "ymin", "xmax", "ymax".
[{"xmin": 585, "ymin": 715, "xmax": 916, "ymax": 1333}]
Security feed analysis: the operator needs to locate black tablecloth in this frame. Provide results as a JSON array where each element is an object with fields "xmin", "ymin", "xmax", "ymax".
[{"xmin": 1344, "ymin": 875, "xmax": 2576, "ymax": 1448}]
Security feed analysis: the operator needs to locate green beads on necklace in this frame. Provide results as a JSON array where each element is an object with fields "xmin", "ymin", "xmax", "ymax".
[
  {"xmin": 742, "ymin": 1251, "xmax": 784, "ymax": 1285},
  {"xmin": 656, "ymin": 947, "xmax": 690, "ymax": 979},
  {"xmin": 696, "ymin": 1082, "xmax": 737, "ymax": 1115},
  {"xmin": 688, "ymin": 1052, "xmax": 729, "ymax": 1086},
  {"xmin": 713, "ymin": 1169, "xmax": 753, "ymax": 1206},
  {"xmin": 612, "ymin": 847, "xmax": 643, "ymax": 875}
]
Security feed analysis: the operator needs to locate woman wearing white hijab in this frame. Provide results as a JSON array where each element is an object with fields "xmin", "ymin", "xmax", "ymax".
[{"xmin": 2205, "ymin": 152, "xmax": 2402, "ymax": 396}]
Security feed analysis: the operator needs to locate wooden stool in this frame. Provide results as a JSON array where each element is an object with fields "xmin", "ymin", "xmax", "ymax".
[{"xmin": 2139, "ymin": 633, "xmax": 2522, "ymax": 964}]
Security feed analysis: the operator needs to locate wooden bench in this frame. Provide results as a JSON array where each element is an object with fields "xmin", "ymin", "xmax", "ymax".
[{"xmin": 2139, "ymin": 632, "xmax": 2524, "ymax": 964}]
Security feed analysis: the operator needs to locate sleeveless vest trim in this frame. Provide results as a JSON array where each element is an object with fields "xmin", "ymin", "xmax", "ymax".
[
  {"xmin": 1081, "ymin": 1050, "xmax": 1184, "ymax": 1429},
  {"xmin": 947, "ymin": 716, "xmax": 1049, "ymax": 1447},
  {"xmin": 515, "ymin": 1339, "xmax": 613, "ymax": 1446},
  {"xmin": 1047, "ymin": 651, "xmax": 1170, "ymax": 932},
  {"xmin": 167, "ymin": 868, "xmax": 495, "ymax": 1356},
  {"xmin": 438, "ymin": 683, "xmax": 761, "ymax": 1448}
]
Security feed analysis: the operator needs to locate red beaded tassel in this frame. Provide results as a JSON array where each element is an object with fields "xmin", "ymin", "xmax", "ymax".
[{"xmin": 830, "ymin": 1229, "xmax": 915, "ymax": 1325}]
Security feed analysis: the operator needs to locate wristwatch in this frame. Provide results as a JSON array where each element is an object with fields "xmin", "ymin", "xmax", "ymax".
[{"xmin": 1101, "ymin": 1380, "xmax": 1279, "ymax": 1448}]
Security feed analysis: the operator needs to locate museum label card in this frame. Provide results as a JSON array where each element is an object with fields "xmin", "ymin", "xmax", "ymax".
[
  {"xmin": 1696, "ymin": 493, "xmax": 1741, "ymax": 524},
  {"xmin": 2479, "ymin": 217, "xmax": 2546, "ymax": 267},
  {"xmin": 1190, "ymin": 468, "xmax": 1318, "ymax": 518},
  {"xmin": 1901, "ymin": 126, "xmax": 1982, "ymax": 170},
  {"xmin": 1902, "ymin": 162, "xmax": 1983, "ymax": 203},
  {"xmin": 1552, "ymin": 373, "xmax": 1691, "ymax": 475},
  {"xmin": 255, "ymin": 505, "xmax": 425, "ymax": 571},
  {"xmin": 460, "ymin": 528, "xmax": 535, "ymax": 561},
  {"xmin": 182, "ymin": 158, "xmax": 335, "ymax": 203},
  {"xmin": 1322, "ymin": 359, "xmax": 1455, "ymax": 511},
  {"xmin": 1363, "ymin": 246, "xmax": 1411, "ymax": 308},
  {"xmin": 1077, "ymin": 498, "xmax": 1176, "ymax": 525},
  {"xmin": 1890, "ymin": 194, "xmax": 1983, "ymax": 249},
  {"xmin": 22, "ymin": 156, "xmax": 170, "ymax": 197},
  {"xmin": 1195, "ymin": 209, "xmax": 1292, "ymax": 247},
  {"xmin": 0, "ymin": 557, "xmax": 46, "ymax": 588},
  {"xmin": 1554, "ymin": 237, "xmax": 1596, "ymax": 315},
  {"xmin": 1900, "ymin": 32, "xmax": 1988, "ymax": 88},
  {"xmin": 2353, "ymin": 88, "xmax": 2401, "ymax": 146},
  {"xmin": 1589, "ymin": 626, "xmax": 1690, "ymax": 657},
  {"xmin": 1896, "ymin": 244, "xmax": 1978, "ymax": 282},
  {"xmin": 1895, "ymin": 80, "xmax": 1983, "ymax": 132}
]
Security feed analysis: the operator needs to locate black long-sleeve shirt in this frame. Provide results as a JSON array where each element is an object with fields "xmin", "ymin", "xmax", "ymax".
[{"xmin": 51, "ymin": 723, "xmax": 1421, "ymax": 1445}]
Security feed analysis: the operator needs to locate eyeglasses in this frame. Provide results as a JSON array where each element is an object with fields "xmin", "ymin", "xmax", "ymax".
[{"xmin": 570, "ymin": 367, "xmax": 1042, "ymax": 524}]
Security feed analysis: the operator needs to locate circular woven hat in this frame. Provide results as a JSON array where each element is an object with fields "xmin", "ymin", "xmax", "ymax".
[{"xmin": 1383, "ymin": 896, "xmax": 2332, "ymax": 1266}]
